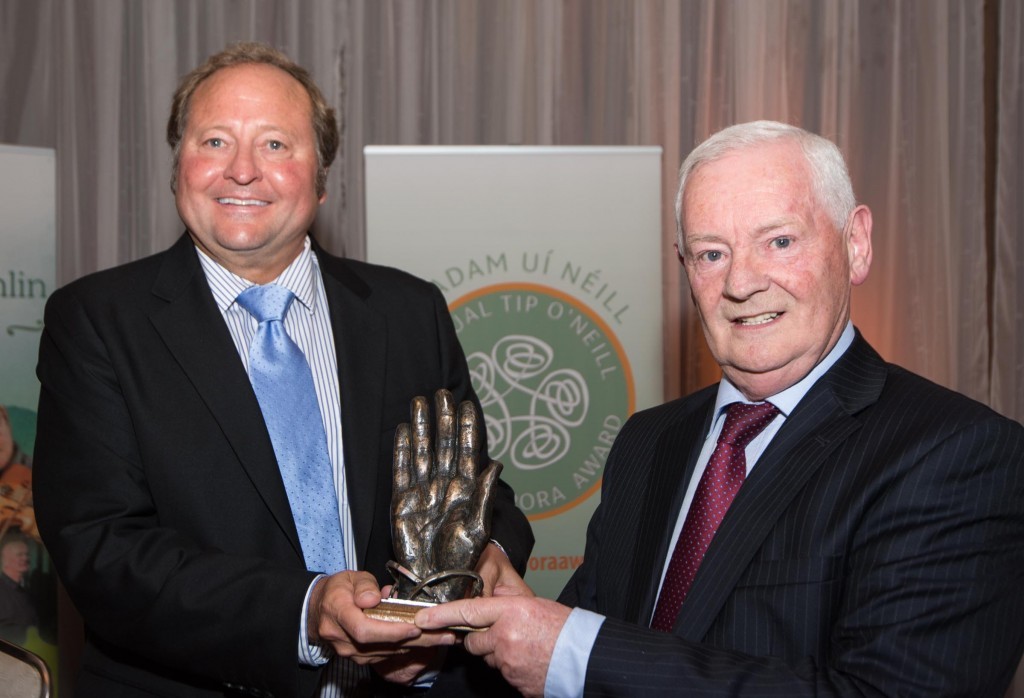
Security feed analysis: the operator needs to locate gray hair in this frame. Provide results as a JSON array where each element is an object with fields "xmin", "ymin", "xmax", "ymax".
[{"xmin": 674, "ymin": 121, "xmax": 856, "ymax": 249}]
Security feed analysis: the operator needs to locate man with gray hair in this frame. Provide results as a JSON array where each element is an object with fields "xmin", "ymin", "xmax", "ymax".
[{"xmin": 418, "ymin": 120, "xmax": 1024, "ymax": 696}]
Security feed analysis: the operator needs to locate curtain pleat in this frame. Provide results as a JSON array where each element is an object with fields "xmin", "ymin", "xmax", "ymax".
[{"xmin": 3, "ymin": 0, "xmax": 1007, "ymax": 409}]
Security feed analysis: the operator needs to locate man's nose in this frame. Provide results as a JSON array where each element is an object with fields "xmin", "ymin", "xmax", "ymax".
[
  {"xmin": 224, "ymin": 145, "xmax": 260, "ymax": 185},
  {"xmin": 723, "ymin": 250, "xmax": 770, "ymax": 300}
]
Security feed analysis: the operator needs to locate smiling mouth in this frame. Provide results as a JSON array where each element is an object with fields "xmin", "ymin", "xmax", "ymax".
[
  {"xmin": 734, "ymin": 312, "xmax": 780, "ymax": 326},
  {"xmin": 216, "ymin": 197, "xmax": 268, "ymax": 207}
]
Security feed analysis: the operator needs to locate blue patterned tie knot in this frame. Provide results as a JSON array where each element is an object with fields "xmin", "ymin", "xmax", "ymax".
[
  {"xmin": 237, "ymin": 283, "xmax": 347, "ymax": 575},
  {"xmin": 237, "ymin": 283, "xmax": 295, "ymax": 323}
]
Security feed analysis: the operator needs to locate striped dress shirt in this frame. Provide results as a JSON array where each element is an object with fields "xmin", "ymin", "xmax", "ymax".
[{"xmin": 196, "ymin": 237, "xmax": 367, "ymax": 696}]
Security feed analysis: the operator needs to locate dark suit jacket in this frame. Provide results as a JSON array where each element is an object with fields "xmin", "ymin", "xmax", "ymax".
[
  {"xmin": 559, "ymin": 333, "xmax": 1024, "ymax": 696},
  {"xmin": 33, "ymin": 234, "xmax": 533, "ymax": 697}
]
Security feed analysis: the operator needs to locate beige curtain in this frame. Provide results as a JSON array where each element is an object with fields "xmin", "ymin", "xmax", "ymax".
[
  {"xmin": 1, "ymin": 0, "xmax": 1021, "ymax": 690},
  {"xmin": 994, "ymin": 0, "xmax": 1024, "ymax": 426},
  {"xmin": 2, "ymin": 0, "xmax": 1015, "ymax": 412},
  {"xmin": 996, "ymin": 2, "xmax": 1024, "ymax": 690}
]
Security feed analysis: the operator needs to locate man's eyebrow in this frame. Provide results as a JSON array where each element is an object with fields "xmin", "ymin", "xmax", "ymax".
[
  {"xmin": 684, "ymin": 220, "xmax": 793, "ymax": 242},
  {"xmin": 682, "ymin": 232, "xmax": 728, "ymax": 246},
  {"xmin": 191, "ymin": 122, "xmax": 297, "ymax": 135},
  {"xmin": 755, "ymin": 217, "xmax": 801, "ymax": 235}
]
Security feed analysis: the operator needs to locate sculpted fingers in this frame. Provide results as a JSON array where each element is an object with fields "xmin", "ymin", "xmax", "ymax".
[
  {"xmin": 468, "ymin": 460, "xmax": 502, "ymax": 536},
  {"xmin": 456, "ymin": 400, "xmax": 482, "ymax": 480},
  {"xmin": 392, "ymin": 422, "xmax": 422, "ymax": 569},
  {"xmin": 434, "ymin": 389, "xmax": 457, "ymax": 480},
  {"xmin": 393, "ymin": 423, "xmax": 413, "ymax": 493},
  {"xmin": 410, "ymin": 395, "xmax": 432, "ymax": 484}
]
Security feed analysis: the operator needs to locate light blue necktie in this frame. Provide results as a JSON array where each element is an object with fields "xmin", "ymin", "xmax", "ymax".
[{"xmin": 237, "ymin": 284, "xmax": 347, "ymax": 575}]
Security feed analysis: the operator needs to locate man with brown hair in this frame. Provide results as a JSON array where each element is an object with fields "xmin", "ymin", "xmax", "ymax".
[{"xmin": 34, "ymin": 42, "xmax": 532, "ymax": 697}]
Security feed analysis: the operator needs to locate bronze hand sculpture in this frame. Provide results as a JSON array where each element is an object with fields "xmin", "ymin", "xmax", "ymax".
[{"xmin": 389, "ymin": 389, "xmax": 503, "ymax": 604}]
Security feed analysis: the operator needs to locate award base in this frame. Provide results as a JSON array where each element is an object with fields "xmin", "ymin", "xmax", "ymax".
[
  {"xmin": 364, "ymin": 598, "xmax": 480, "ymax": 632},
  {"xmin": 364, "ymin": 598, "xmax": 433, "ymax": 624}
]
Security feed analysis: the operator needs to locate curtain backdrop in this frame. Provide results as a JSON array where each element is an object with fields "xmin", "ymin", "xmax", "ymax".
[
  {"xmin": 2, "ymin": 0, "xmax": 1021, "ymax": 691},
  {"xmin": 3, "ymin": 0, "xmax": 1018, "ymax": 416},
  {"xmin": 994, "ymin": 0, "xmax": 1024, "ymax": 429}
]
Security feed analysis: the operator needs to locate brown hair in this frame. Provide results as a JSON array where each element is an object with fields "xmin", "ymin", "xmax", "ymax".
[{"xmin": 166, "ymin": 42, "xmax": 339, "ymax": 197}]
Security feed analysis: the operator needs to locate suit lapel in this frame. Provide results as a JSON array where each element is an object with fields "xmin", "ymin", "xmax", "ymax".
[
  {"xmin": 147, "ymin": 235, "xmax": 303, "ymax": 558},
  {"xmin": 317, "ymin": 250, "xmax": 387, "ymax": 567},
  {"xmin": 625, "ymin": 394, "xmax": 714, "ymax": 624},
  {"xmin": 671, "ymin": 334, "xmax": 888, "ymax": 640}
]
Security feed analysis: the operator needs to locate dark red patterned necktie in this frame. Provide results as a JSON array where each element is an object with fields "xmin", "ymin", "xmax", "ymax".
[{"xmin": 650, "ymin": 401, "xmax": 780, "ymax": 632}]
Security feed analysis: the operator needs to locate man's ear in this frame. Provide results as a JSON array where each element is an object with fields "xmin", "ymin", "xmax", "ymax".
[{"xmin": 846, "ymin": 205, "xmax": 873, "ymax": 286}]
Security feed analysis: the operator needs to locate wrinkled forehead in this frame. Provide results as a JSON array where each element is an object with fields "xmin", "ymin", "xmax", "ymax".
[{"xmin": 682, "ymin": 143, "xmax": 814, "ymax": 221}]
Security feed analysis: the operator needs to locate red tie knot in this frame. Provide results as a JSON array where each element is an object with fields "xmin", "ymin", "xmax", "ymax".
[{"xmin": 718, "ymin": 402, "xmax": 780, "ymax": 449}]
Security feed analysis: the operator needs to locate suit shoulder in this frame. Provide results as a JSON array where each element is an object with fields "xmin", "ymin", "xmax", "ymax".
[
  {"xmin": 318, "ymin": 253, "xmax": 442, "ymax": 301},
  {"xmin": 341, "ymin": 257, "xmax": 439, "ymax": 290},
  {"xmin": 47, "ymin": 248, "xmax": 174, "ymax": 308},
  {"xmin": 880, "ymin": 363, "xmax": 1022, "ymax": 431}
]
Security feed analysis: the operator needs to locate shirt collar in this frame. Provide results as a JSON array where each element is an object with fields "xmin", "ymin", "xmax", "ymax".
[
  {"xmin": 714, "ymin": 321, "xmax": 856, "ymax": 419},
  {"xmin": 195, "ymin": 236, "xmax": 321, "ymax": 315}
]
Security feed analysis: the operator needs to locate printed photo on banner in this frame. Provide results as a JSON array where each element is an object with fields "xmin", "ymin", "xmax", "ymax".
[{"xmin": 0, "ymin": 143, "xmax": 59, "ymax": 687}]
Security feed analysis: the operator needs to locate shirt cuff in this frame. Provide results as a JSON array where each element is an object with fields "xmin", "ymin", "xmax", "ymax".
[
  {"xmin": 299, "ymin": 574, "xmax": 332, "ymax": 666},
  {"xmin": 544, "ymin": 607, "xmax": 605, "ymax": 698},
  {"xmin": 409, "ymin": 647, "xmax": 448, "ymax": 689},
  {"xmin": 488, "ymin": 538, "xmax": 510, "ymax": 560}
]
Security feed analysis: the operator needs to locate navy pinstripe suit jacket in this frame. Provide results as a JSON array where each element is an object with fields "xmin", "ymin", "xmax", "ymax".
[{"xmin": 559, "ymin": 332, "xmax": 1024, "ymax": 696}]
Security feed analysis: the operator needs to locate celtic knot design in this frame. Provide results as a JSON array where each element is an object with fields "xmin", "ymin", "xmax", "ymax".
[{"xmin": 467, "ymin": 334, "xmax": 589, "ymax": 472}]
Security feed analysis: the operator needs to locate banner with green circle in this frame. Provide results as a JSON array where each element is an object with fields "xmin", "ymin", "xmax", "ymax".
[{"xmin": 450, "ymin": 283, "xmax": 635, "ymax": 521}]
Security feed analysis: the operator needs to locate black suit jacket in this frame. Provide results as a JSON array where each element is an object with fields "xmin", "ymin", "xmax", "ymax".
[
  {"xmin": 33, "ymin": 234, "xmax": 533, "ymax": 697},
  {"xmin": 559, "ymin": 333, "xmax": 1024, "ymax": 696}
]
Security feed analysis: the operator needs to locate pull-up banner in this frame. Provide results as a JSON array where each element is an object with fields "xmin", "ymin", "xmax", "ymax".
[
  {"xmin": 0, "ymin": 144, "xmax": 58, "ymax": 677},
  {"xmin": 365, "ymin": 146, "xmax": 663, "ymax": 598}
]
